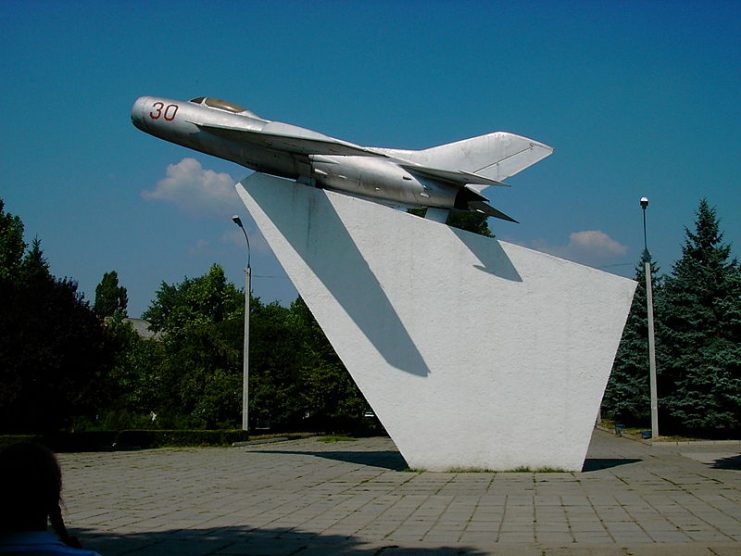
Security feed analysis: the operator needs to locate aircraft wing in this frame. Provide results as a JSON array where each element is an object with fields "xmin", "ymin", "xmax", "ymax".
[
  {"xmin": 195, "ymin": 122, "xmax": 385, "ymax": 158},
  {"xmin": 398, "ymin": 163, "xmax": 509, "ymax": 188}
]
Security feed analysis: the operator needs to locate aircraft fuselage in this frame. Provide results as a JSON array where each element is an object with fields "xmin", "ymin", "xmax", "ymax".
[{"xmin": 132, "ymin": 95, "xmax": 553, "ymax": 221}]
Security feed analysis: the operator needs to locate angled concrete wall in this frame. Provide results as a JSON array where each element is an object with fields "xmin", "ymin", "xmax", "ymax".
[{"xmin": 237, "ymin": 174, "xmax": 636, "ymax": 471}]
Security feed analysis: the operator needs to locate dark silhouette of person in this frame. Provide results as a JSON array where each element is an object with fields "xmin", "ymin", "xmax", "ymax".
[{"xmin": 0, "ymin": 442, "xmax": 101, "ymax": 555}]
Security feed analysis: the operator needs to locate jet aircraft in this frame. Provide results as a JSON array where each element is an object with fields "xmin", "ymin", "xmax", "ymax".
[{"xmin": 131, "ymin": 96, "xmax": 553, "ymax": 223}]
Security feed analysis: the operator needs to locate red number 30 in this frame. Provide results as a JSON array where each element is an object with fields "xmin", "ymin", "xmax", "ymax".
[{"xmin": 149, "ymin": 102, "xmax": 178, "ymax": 121}]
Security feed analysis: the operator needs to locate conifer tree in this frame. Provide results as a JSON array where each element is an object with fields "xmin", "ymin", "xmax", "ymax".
[
  {"xmin": 659, "ymin": 199, "xmax": 740, "ymax": 433},
  {"xmin": 602, "ymin": 249, "xmax": 661, "ymax": 425}
]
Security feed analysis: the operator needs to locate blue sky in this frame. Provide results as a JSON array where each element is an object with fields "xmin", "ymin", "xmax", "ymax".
[{"xmin": 2, "ymin": 0, "xmax": 739, "ymax": 317}]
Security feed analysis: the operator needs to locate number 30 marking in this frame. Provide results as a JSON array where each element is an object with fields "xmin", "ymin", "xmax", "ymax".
[{"xmin": 149, "ymin": 102, "xmax": 178, "ymax": 121}]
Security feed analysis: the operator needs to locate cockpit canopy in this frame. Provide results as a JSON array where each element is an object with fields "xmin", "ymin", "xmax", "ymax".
[{"xmin": 189, "ymin": 97, "xmax": 263, "ymax": 119}]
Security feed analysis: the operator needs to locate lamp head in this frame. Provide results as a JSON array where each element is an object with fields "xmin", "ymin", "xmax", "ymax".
[
  {"xmin": 640, "ymin": 197, "xmax": 649, "ymax": 209},
  {"xmin": 232, "ymin": 215, "xmax": 243, "ymax": 227}
]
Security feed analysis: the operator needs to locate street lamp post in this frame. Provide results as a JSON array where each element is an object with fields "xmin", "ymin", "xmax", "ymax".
[
  {"xmin": 232, "ymin": 215, "xmax": 251, "ymax": 432},
  {"xmin": 640, "ymin": 197, "xmax": 659, "ymax": 439}
]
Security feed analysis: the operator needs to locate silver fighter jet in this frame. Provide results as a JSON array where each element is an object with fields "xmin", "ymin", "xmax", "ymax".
[{"xmin": 131, "ymin": 96, "xmax": 553, "ymax": 223}]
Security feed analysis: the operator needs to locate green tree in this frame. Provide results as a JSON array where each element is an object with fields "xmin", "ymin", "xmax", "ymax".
[
  {"xmin": 94, "ymin": 270, "xmax": 128, "ymax": 317},
  {"xmin": 408, "ymin": 208, "xmax": 494, "ymax": 237},
  {"xmin": 141, "ymin": 264, "xmax": 243, "ymax": 427},
  {"xmin": 144, "ymin": 264, "xmax": 242, "ymax": 334},
  {"xmin": 659, "ymin": 199, "xmax": 740, "ymax": 434},
  {"xmin": 290, "ymin": 297, "xmax": 370, "ymax": 432},
  {"xmin": 446, "ymin": 211, "xmax": 494, "ymax": 237},
  {"xmin": 248, "ymin": 298, "xmax": 307, "ymax": 430},
  {"xmin": 0, "ymin": 199, "xmax": 26, "ymax": 282},
  {"xmin": 121, "ymin": 265, "xmax": 381, "ymax": 432},
  {"xmin": 602, "ymin": 250, "xmax": 661, "ymax": 425},
  {"xmin": 98, "ymin": 315, "xmax": 167, "ymax": 429},
  {"xmin": 0, "ymin": 206, "xmax": 116, "ymax": 432}
]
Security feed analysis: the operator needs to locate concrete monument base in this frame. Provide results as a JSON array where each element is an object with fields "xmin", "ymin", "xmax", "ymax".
[{"xmin": 237, "ymin": 174, "xmax": 636, "ymax": 471}]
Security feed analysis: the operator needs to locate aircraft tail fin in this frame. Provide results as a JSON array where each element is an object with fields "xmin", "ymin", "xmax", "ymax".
[{"xmin": 392, "ymin": 132, "xmax": 553, "ymax": 182}]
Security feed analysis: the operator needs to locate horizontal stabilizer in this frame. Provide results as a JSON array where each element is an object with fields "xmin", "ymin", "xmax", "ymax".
[
  {"xmin": 195, "ymin": 122, "xmax": 384, "ymax": 158},
  {"xmin": 467, "ymin": 201, "xmax": 518, "ymax": 223}
]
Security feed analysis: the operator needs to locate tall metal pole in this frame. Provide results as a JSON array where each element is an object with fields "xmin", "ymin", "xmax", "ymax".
[
  {"xmin": 640, "ymin": 197, "xmax": 659, "ymax": 439},
  {"xmin": 642, "ymin": 202, "xmax": 648, "ymax": 253},
  {"xmin": 232, "ymin": 216, "xmax": 251, "ymax": 433},
  {"xmin": 242, "ymin": 265, "xmax": 250, "ymax": 432}
]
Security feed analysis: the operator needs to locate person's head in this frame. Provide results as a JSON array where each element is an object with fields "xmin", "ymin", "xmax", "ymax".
[
  {"xmin": 0, "ymin": 442, "xmax": 62, "ymax": 533},
  {"xmin": 0, "ymin": 442, "xmax": 82, "ymax": 548}
]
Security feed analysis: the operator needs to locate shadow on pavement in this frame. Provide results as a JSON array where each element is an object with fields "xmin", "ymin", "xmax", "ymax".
[
  {"xmin": 712, "ymin": 453, "xmax": 741, "ymax": 470},
  {"xmin": 255, "ymin": 451, "xmax": 642, "ymax": 474},
  {"xmin": 581, "ymin": 458, "xmax": 641, "ymax": 472},
  {"xmin": 253, "ymin": 449, "xmax": 409, "ymax": 471},
  {"xmin": 74, "ymin": 526, "xmax": 487, "ymax": 556}
]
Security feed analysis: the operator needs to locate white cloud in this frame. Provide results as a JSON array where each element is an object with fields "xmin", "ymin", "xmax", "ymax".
[
  {"xmin": 142, "ymin": 158, "xmax": 239, "ymax": 217},
  {"xmin": 567, "ymin": 230, "xmax": 628, "ymax": 257},
  {"xmin": 528, "ymin": 230, "xmax": 628, "ymax": 267}
]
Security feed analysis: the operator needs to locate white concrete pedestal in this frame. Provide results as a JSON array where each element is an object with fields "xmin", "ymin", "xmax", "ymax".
[{"xmin": 237, "ymin": 174, "xmax": 636, "ymax": 471}]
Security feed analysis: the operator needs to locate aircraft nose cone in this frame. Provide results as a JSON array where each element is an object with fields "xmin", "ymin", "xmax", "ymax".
[{"xmin": 131, "ymin": 96, "xmax": 152, "ymax": 130}]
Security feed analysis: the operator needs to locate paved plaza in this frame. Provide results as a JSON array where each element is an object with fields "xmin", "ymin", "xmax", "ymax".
[{"xmin": 58, "ymin": 430, "xmax": 740, "ymax": 555}]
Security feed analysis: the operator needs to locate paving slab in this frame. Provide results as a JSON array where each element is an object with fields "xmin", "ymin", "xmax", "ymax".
[{"xmin": 53, "ymin": 429, "xmax": 739, "ymax": 555}]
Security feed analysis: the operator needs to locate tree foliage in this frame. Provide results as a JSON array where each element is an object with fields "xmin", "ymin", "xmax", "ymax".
[
  {"xmin": 602, "ymin": 250, "xmax": 661, "ymax": 425},
  {"xmin": 101, "ymin": 264, "xmax": 374, "ymax": 432},
  {"xmin": 248, "ymin": 299, "xmax": 305, "ymax": 429},
  {"xmin": 138, "ymin": 264, "xmax": 244, "ymax": 428},
  {"xmin": 0, "ymin": 199, "xmax": 25, "ymax": 281},
  {"xmin": 0, "ymin": 200, "xmax": 116, "ymax": 432},
  {"xmin": 289, "ymin": 297, "xmax": 369, "ymax": 432},
  {"xmin": 144, "ymin": 264, "xmax": 242, "ymax": 333},
  {"xmin": 408, "ymin": 208, "xmax": 494, "ymax": 237},
  {"xmin": 658, "ymin": 199, "xmax": 740, "ymax": 433},
  {"xmin": 94, "ymin": 271, "xmax": 128, "ymax": 317},
  {"xmin": 5, "ymin": 191, "xmax": 737, "ymax": 437},
  {"xmin": 446, "ymin": 211, "xmax": 494, "ymax": 237},
  {"xmin": 99, "ymin": 315, "xmax": 166, "ymax": 429},
  {"xmin": 605, "ymin": 199, "xmax": 739, "ymax": 435}
]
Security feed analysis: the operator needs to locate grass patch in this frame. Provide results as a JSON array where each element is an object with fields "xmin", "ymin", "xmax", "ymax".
[
  {"xmin": 501, "ymin": 466, "xmax": 568, "ymax": 473},
  {"xmin": 400, "ymin": 465, "xmax": 569, "ymax": 473},
  {"xmin": 447, "ymin": 467, "xmax": 494, "ymax": 473},
  {"xmin": 535, "ymin": 467, "xmax": 569, "ymax": 473},
  {"xmin": 317, "ymin": 434, "xmax": 357, "ymax": 443},
  {"xmin": 246, "ymin": 432, "xmax": 315, "ymax": 442}
]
